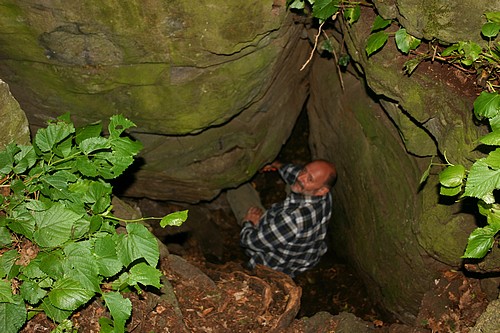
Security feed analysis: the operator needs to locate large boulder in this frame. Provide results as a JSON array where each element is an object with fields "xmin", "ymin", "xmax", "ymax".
[{"xmin": 0, "ymin": 0, "xmax": 309, "ymax": 202}]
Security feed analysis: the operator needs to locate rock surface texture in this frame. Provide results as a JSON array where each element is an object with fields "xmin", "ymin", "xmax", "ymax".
[{"xmin": 0, "ymin": 0, "xmax": 499, "ymax": 329}]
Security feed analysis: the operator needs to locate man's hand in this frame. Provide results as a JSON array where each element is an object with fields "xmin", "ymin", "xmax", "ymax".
[
  {"xmin": 243, "ymin": 206, "xmax": 263, "ymax": 226},
  {"xmin": 260, "ymin": 161, "xmax": 283, "ymax": 172}
]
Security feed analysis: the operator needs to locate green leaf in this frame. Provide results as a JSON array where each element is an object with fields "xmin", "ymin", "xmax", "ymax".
[
  {"xmin": 33, "ymin": 203, "xmax": 83, "ymax": 248},
  {"xmin": 462, "ymin": 225, "xmax": 497, "ymax": 258},
  {"xmin": 41, "ymin": 297, "xmax": 73, "ymax": 323},
  {"xmin": 20, "ymin": 257, "xmax": 48, "ymax": 280},
  {"xmin": 52, "ymin": 136, "xmax": 74, "ymax": 158},
  {"xmin": 0, "ymin": 279, "xmax": 14, "ymax": 303},
  {"xmin": 344, "ymin": 4, "xmax": 360, "ymax": 25},
  {"xmin": 102, "ymin": 291, "xmax": 132, "ymax": 333},
  {"xmin": 128, "ymin": 262, "xmax": 162, "ymax": 289},
  {"xmin": 108, "ymin": 115, "xmax": 136, "ymax": 139},
  {"xmin": 20, "ymin": 280, "xmax": 47, "ymax": 305},
  {"xmin": 48, "ymin": 277, "xmax": 94, "ymax": 311},
  {"xmin": 40, "ymin": 250, "xmax": 65, "ymax": 280},
  {"xmin": 395, "ymin": 28, "xmax": 421, "ymax": 54},
  {"xmin": 0, "ymin": 227, "xmax": 11, "ymax": 247},
  {"xmin": 371, "ymin": 15, "xmax": 391, "ymax": 32},
  {"xmin": 99, "ymin": 317, "xmax": 115, "ymax": 333},
  {"xmin": 365, "ymin": 31, "xmax": 389, "ymax": 56},
  {"xmin": 489, "ymin": 115, "xmax": 500, "ymax": 132},
  {"xmin": 160, "ymin": 210, "xmax": 188, "ymax": 227},
  {"xmin": 457, "ymin": 41, "xmax": 482, "ymax": 66},
  {"xmin": 116, "ymin": 223, "xmax": 159, "ymax": 267},
  {"xmin": 0, "ymin": 143, "xmax": 19, "ymax": 175},
  {"xmin": 93, "ymin": 235, "xmax": 123, "ymax": 277},
  {"xmin": 34, "ymin": 121, "xmax": 75, "ymax": 153},
  {"xmin": 13, "ymin": 145, "xmax": 36, "ymax": 174},
  {"xmin": 487, "ymin": 209, "xmax": 500, "ymax": 230},
  {"xmin": 441, "ymin": 44, "xmax": 458, "ymax": 57},
  {"xmin": 287, "ymin": 0, "xmax": 304, "ymax": 10},
  {"xmin": 63, "ymin": 242, "xmax": 101, "ymax": 293},
  {"xmin": 83, "ymin": 181, "xmax": 112, "ymax": 213},
  {"xmin": 42, "ymin": 170, "xmax": 77, "ymax": 191},
  {"xmin": 312, "ymin": 0, "xmax": 340, "ymax": 21},
  {"xmin": 319, "ymin": 39, "xmax": 333, "ymax": 54},
  {"xmin": 0, "ymin": 250, "xmax": 18, "ymax": 278},
  {"xmin": 25, "ymin": 199, "xmax": 49, "ymax": 211},
  {"xmin": 463, "ymin": 158, "xmax": 500, "ymax": 200},
  {"xmin": 484, "ymin": 149, "xmax": 500, "ymax": 169},
  {"xmin": 474, "ymin": 91, "xmax": 500, "ymax": 119},
  {"xmin": 485, "ymin": 11, "xmax": 500, "ymax": 24},
  {"xmin": 110, "ymin": 137, "xmax": 142, "ymax": 156},
  {"xmin": 482, "ymin": 22, "xmax": 500, "ymax": 38},
  {"xmin": 79, "ymin": 137, "xmax": 110, "ymax": 155},
  {"xmin": 439, "ymin": 165, "xmax": 466, "ymax": 187},
  {"xmin": 75, "ymin": 156, "xmax": 99, "ymax": 177},
  {"xmin": 440, "ymin": 185, "xmax": 462, "ymax": 196},
  {"xmin": 403, "ymin": 57, "xmax": 423, "ymax": 75},
  {"xmin": 75, "ymin": 122, "xmax": 102, "ymax": 145},
  {"xmin": 338, "ymin": 54, "xmax": 350, "ymax": 67},
  {"xmin": 0, "ymin": 294, "xmax": 27, "ymax": 333},
  {"xmin": 480, "ymin": 130, "xmax": 500, "ymax": 145},
  {"xmin": 8, "ymin": 209, "xmax": 36, "ymax": 239}
]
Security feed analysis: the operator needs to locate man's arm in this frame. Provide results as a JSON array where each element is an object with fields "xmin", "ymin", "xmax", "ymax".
[{"xmin": 240, "ymin": 209, "xmax": 298, "ymax": 252}]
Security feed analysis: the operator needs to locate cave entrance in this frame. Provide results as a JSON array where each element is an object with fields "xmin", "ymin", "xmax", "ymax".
[
  {"xmin": 248, "ymin": 107, "xmax": 385, "ymax": 320},
  {"xmin": 135, "ymin": 107, "xmax": 387, "ymax": 322}
]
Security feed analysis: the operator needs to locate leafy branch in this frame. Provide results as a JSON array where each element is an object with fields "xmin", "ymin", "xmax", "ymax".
[{"xmin": 0, "ymin": 114, "xmax": 187, "ymax": 333}]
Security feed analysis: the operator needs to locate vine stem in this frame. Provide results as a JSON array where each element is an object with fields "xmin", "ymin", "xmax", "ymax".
[
  {"xmin": 321, "ymin": 30, "xmax": 345, "ymax": 91},
  {"xmin": 99, "ymin": 214, "xmax": 160, "ymax": 223},
  {"xmin": 300, "ymin": 21, "xmax": 326, "ymax": 71}
]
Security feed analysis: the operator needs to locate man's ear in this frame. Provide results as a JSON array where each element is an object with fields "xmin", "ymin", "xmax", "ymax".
[{"xmin": 316, "ymin": 186, "xmax": 329, "ymax": 196}]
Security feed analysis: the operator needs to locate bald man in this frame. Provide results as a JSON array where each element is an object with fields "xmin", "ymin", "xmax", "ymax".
[{"xmin": 239, "ymin": 159, "xmax": 337, "ymax": 278}]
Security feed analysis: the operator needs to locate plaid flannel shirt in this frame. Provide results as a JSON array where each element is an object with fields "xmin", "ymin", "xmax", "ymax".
[{"xmin": 240, "ymin": 164, "xmax": 332, "ymax": 277}]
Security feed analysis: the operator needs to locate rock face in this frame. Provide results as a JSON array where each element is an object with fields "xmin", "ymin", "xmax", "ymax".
[
  {"xmin": 306, "ymin": 2, "xmax": 498, "ymax": 324},
  {"xmin": 0, "ymin": 80, "xmax": 30, "ymax": 148},
  {"xmin": 0, "ymin": 0, "xmax": 308, "ymax": 202},
  {"xmin": 0, "ymin": 0, "xmax": 498, "ymax": 326}
]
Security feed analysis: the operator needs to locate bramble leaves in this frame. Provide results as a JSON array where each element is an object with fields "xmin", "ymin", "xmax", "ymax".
[
  {"xmin": 0, "ymin": 293, "xmax": 26, "ymax": 333},
  {"xmin": 116, "ymin": 223, "xmax": 160, "ymax": 267},
  {"xmin": 0, "ymin": 114, "xmax": 186, "ymax": 332},
  {"xmin": 103, "ymin": 292, "xmax": 131, "ymax": 333},
  {"xmin": 463, "ymin": 158, "xmax": 500, "ymax": 202}
]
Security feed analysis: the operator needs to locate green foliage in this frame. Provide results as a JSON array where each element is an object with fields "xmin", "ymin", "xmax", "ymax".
[
  {"xmin": 431, "ymin": 88, "xmax": 500, "ymax": 259},
  {"xmin": 0, "ymin": 115, "xmax": 187, "ymax": 332},
  {"xmin": 365, "ymin": 15, "xmax": 422, "ymax": 57}
]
